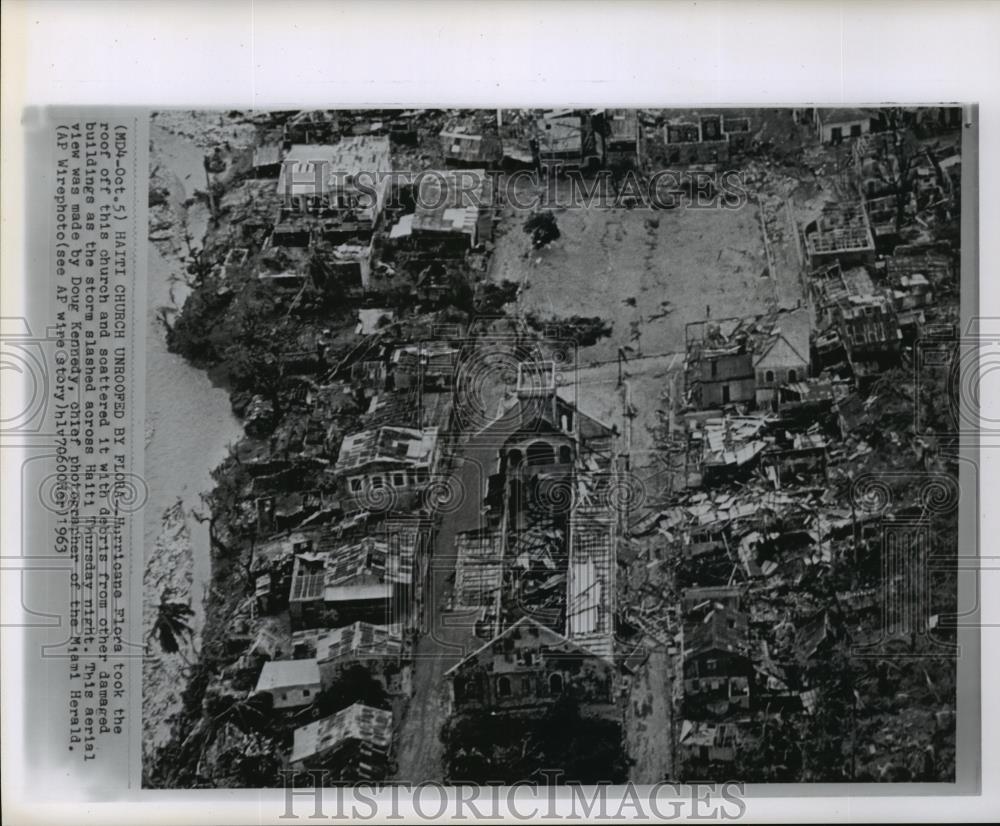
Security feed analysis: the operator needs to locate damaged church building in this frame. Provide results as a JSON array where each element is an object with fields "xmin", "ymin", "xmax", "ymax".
[{"xmin": 438, "ymin": 354, "xmax": 627, "ymax": 754}]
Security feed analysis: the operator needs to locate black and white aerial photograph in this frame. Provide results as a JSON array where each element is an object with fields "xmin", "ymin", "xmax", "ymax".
[{"xmin": 140, "ymin": 106, "xmax": 965, "ymax": 789}]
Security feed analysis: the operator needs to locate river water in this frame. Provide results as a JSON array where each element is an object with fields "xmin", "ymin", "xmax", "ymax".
[
  {"xmin": 142, "ymin": 118, "xmax": 243, "ymax": 758},
  {"xmin": 143, "ymin": 232, "xmax": 241, "ymax": 628}
]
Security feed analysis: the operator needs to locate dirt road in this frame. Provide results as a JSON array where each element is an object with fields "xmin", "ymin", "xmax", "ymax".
[
  {"xmin": 392, "ymin": 433, "xmax": 496, "ymax": 781},
  {"xmin": 625, "ymin": 644, "xmax": 676, "ymax": 783}
]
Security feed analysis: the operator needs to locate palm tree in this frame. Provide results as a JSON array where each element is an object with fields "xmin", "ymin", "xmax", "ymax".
[
  {"xmin": 207, "ymin": 691, "xmax": 273, "ymax": 734},
  {"xmin": 150, "ymin": 588, "xmax": 196, "ymax": 662}
]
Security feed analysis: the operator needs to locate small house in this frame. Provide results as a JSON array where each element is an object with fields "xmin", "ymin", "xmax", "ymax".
[
  {"xmin": 803, "ymin": 202, "xmax": 876, "ymax": 270},
  {"xmin": 662, "ymin": 111, "xmax": 732, "ymax": 166},
  {"xmin": 680, "ymin": 720, "xmax": 746, "ymax": 766},
  {"xmin": 277, "ymin": 136, "xmax": 390, "ymax": 210},
  {"xmin": 597, "ymin": 108, "xmax": 640, "ymax": 167},
  {"xmin": 251, "ymin": 143, "xmax": 282, "ymax": 178},
  {"xmin": 682, "ymin": 607, "xmax": 752, "ymax": 717},
  {"xmin": 334, "ymin": 426, "xmax": 439, "ymax": 508},
  {"xmin": 753, "ymin": 308, "xmax": 812, "ymax": 409},
  {"xmin": 288, "ymin": 537, "xmax": 407, "ymax": 630},
  {"xmin": 534, "ymin": 111, "xmax": 601, "ymax": 171},
  {"xmin": 315, "ymin": 622, "xmax": 403, "ymax": 689},
  {"xmin": 390, "ymin": 342, "xmax": 459, "ymax": 391},
  {"xmin": 445, "ymin": 616, "xmax": 617, "ymax": 718},
  {"xmin": 814, "ymin": 108, "xmax": 875, "ymax": 144},
  {"xmin": 410, "ymin": 169, "xmax": 494, "ymax": 249},
  {"xmin": 290, "ymin": 703, "xmax": 393, "ymax": 779},
  {"xmin": 254, "ymin": 659, "xmax": 321, "ymax": 709},
  {"xmin": 685, "ymin": 319, "xmax": 756, "ymax": 408},
  {"xmin": 439, "ymin": 118, "xmax": 503, "ymax": 168}
]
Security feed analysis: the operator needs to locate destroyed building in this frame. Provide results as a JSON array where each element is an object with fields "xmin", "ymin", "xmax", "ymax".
[
  {"xmin": 334, "ymin": 425, "xmax": 440, "ymax": 511},
  {"xmin": 484, "ymin": 362, "xmax": 618, "ymax": 579},
  {"xmin": 695, "ymin": 415, "xmax": 771, "ymax": 487},
  {"xmin": 439, "ymin": 115, "xmax": 503, "ymax": 168},
  {"xmin": 661, "ymin": 111, "xmax": 753, "ymax": 166},
  {"xmin": 685, "ymin": 319, "xmax": 756, "ymax": 409},
  {"xmin": 453, "ymin": 528, "xmax": 504, "ymax": 616},
  {"xmin": 390, "ymin": 342, "xmax": 459, "ymax": 391},
  {"xmin": 886, "ymin": 243, "xmax": 953, "ymax": 296},
  {"xmin": 444, "ymin": 355, "xmax": 622, "ymax": 655},
  {"xmin": 802, "ymin": 201, "xmax": 876, "ymax": 271},
  {"xmin": 776, "ymin": 379, "xmax": 844, "ymax": 418},
  {"xmin": 290, "ymin": 703, "xmax": 394, "ymax": 779},
  {"xmin": 685, "ymin": 309, "xmax": 816, "ymax": 413},
  {"xmin": 486, "ymin": 360, "xmax": 616, "ymax": 484},
  {"xmin": 313, "ymin": 621, "xmax": 404, "ymax": 690},
  {"xmin": 282, "ymin": 110, "xmax": 342, "ymax": 145},
  {"xmin": 409, "ymin": 169, "xmax": 494, "ymax": 250},
  {"xmin": 386, "ymin": 168, "xmax": 495, "ymax": 282},
  {"xmin": 360, "ymin": 388, "xmax": 453, "ymax": 434},
  {"xmin": 679, "ymin": 720, "xmax": 749, "ymax": 768},
  {"xmin": 760, "ymin": 431, "xmax": 829, "ymax": 489},
  {"xmin": 287, "ymin": 527, "xmax": 422, "ymax": 630},
  {"xmin": 752, "ymin": 308, "xmax": 812, "ymax": 410},
  {"xmin": 683, "ymin": 606, "xmax": 752, "ymax": 717},
  {"xmin": 445, "ymin": 616, "xmax": 617, "ymax": 718},
  {"xmin": 682, "ymin": 585, "xmax": 744, "ymax": 617},
  {"xmin": 288, "ymin": 543, "xmax": 392, "ymax": 630},
  {"xmin": 262, "ymin": 136, "xmax": 392, "ymax": 292},
  {"xmin": 533, "ymin": 110, "xmax": 601, "ymax": 171},
  {"xmin": 276, "ymin": 136, "xmax": 391, "ymax": 206},
  {"xmin": 595, "ymin": 108, "xmax": 641, "ymax": 167},
  {"xmin": 810, "ymin": 263, "xmax": 902, "ymax": 373},
  {"xmin": 566, "ymin": 506, "xmax": 617, "ymax": 659}
]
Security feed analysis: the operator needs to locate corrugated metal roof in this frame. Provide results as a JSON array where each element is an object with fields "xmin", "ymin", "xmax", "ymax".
[
  {"xmin": 536, "ymin": 115, "xmax": 584, "ymax": 156},
  {"xmin": 454, "ymin": 529, "xmax": 503, "ymax": 607},
  {"xmin": 277, "ymin": 136, "xmax": 391, "ymax": 197},
  {"xmin": 291, "ymin": 702, "xmax": 393, "ymax": 764},
  {"xmin": 566, "ymin": 508, "xmax": 615, "ymax": 655},
  {"xmin": 253, "ymin": 143, "xmax": 282, "ymax": 167},
  {"xmin": 316, "ymin": 621, "xmax": 402, "ymax": 663},
  {"xmin": 439, "ymin": 124, "xmax": 502, "ymax": 164},
  {"xmin": 335, "ymin": 426, "xmax": 437, "ymax": 473},
  {"xmin": 323, "ymin": 583, "xmax": 394, "ymax": 603},
  {"xmin": 411, "ymin": 170, "xmax": 492, "ymax": 237}
]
